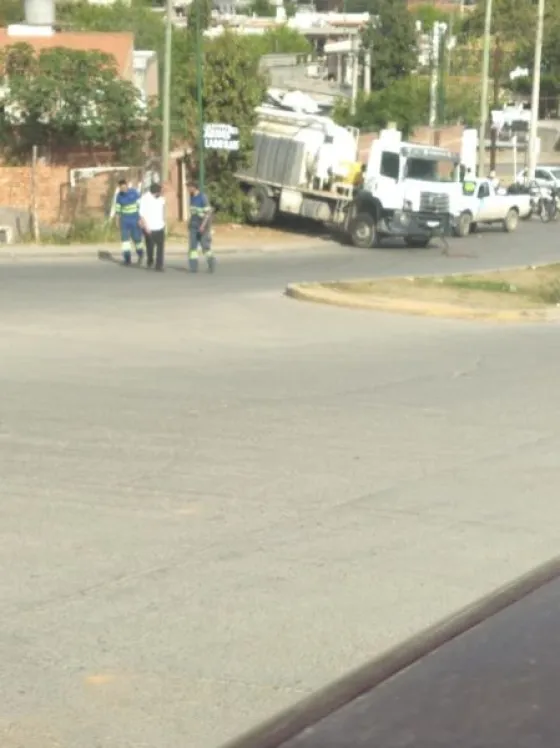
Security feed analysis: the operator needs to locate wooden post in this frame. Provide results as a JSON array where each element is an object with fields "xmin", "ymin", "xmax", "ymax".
[{"xmin": 31, "ymin": 145, "xmax": 40, "ymax": 243}]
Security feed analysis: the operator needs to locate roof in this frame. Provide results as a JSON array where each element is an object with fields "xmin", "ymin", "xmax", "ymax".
[{"xmin": 0, "ymin": 28, "xmax": 134, "ymax": 80}]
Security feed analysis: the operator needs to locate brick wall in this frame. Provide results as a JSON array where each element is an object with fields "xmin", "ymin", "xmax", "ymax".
[{"xmin": 0, "ymin": 163, "xmax": 143, "ymax": 229}]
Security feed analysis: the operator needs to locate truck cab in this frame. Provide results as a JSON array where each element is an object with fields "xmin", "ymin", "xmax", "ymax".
[{"xmin": 349, "ymin": 129, "xmax": 461, "ymax": 249}]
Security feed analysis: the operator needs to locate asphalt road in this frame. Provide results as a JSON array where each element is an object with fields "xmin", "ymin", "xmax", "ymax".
[{"xmin": 2, "ymin": 221, "xmax": 560, "ymax": 748}]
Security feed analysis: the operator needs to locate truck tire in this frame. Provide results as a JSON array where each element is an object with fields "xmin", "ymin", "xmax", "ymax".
[
  {"xmin": 404, "ymin": 236, "xmax": 430, "ymax": 248},
  {"xmin": 246, "ymin": 186, "xmax": 277, "ymax": 225},
  {"xmin": 349, "ymin": 212, "xmax": 377, "ymax": 248},
  {"xmin": 454, "ymin": 211, "xmax": 472, "ymax": 238},
  {"xmin": 503, "ymin": 207, "xmax": 519, "ymax": 233}
]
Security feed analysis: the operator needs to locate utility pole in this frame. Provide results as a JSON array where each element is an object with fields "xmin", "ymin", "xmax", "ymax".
[
  {"xmin": 196, "ymin": 0, "xmax": 205, "ymax": 192},
  {"xmin": 528, "ymin": 0, "xmax": 545, "ymax": 180},
  {"xmin": 478, "ymin": 0, "xmax": 493, "ymax": 177},
  {"xmin": 161, "ymin": 0, "xmax": 173, "ymax": 184},
  {"xmin": 350, "ymin": 37, "xmax": 359, "ymax": 116},
  {"xmin": 429, "ymin": 23, "xmax": 441, "ymax": 132}
]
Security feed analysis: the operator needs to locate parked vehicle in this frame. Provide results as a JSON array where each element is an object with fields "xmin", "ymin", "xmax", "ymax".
[
  {"xmin": 236, "ymin": 110, "xmax": 461, "ymax": 249},
  {"xmin": 509, "ymin": 180, "xmax": 560, "ymax": 221},
  {"xmin": 453, "ymin": 178, "xmax": 532, "ymax": 237},
  {"xmin": 516, "ymin": 165, "xmax": 560, "ymax": 190},
  {"xmin": 538, "ymin": 185, "xmax": 560, "ymax": 222}
]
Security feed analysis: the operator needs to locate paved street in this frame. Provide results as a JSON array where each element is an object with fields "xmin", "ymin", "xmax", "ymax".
[{"xmin": 2, "ymin": 220, "xmax": 560, "ymax": 748}]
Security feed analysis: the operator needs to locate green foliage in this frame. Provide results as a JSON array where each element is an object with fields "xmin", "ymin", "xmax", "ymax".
[
  {"xmin": 361, "ymin": 0, "xmax": 418, "ymax": 91},
  {"xmin": 333, "ymin": 74, "xmax": 480, "ymax": 135},
  {"xmin": 248, "ymin": 0, "xmax": 276, "ymax": 17},
  {"xmin": 444, "ymin": 79, "xmax": 481, "ymax": 127},
  {"xmin": 172, "ymin": 31, "xmax": 267, "ymax": 220},
  {"xmin": 462, "ymin": 0, "xmax": 534, "ymax": 49},
  {"xmin": 58, "ymin": 0, "xmax": 166, "ymax": 54},
  {"xmin": 248, "ymin": 27, "xmax": 313, "ymax": 56},
  {"xmin": 187, "ymin": 0, "xmax": 213, "ymax": 33},
  {"xmin": 0, "ymin": 0, "xmax": 22, "ymax": 24},
  {"xmin": 334, "ymin": 77, "xmax": 429, "ymax": 137},
  {"xmin": 408, "ymin": 4, "xmax": 452, "ymax": 29},
  {"xmin": 0, "ymin": 44, "xmax": 149, "ymax": 163}
]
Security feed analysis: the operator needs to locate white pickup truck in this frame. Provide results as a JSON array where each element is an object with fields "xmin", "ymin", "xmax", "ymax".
[{"xmin": 453, "ymin": 178, "xmax": 532, "ymax": 237}]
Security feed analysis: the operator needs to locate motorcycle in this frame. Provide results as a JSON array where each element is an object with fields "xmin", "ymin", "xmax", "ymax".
[{"xmin": 538, "ymin": 185, "xmax": 560, "ymax": 223}]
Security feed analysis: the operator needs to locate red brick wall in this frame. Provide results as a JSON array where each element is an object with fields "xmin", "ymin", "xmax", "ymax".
[{"xmin": 0, "ymin": 163, "xmax": 142, "ymax": 226}]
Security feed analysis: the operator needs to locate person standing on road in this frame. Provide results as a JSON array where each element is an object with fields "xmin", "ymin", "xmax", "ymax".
[
  {"xmin": 187, "ymin": 181, "xmax": 215, "ymax": 273},
  {"xmin": 139, "ymin": 182, "xmax": 166, "ymax": 271},
  {"xmin": 115, "ymin": 179, "xmax": 144, "ymax": 266}
]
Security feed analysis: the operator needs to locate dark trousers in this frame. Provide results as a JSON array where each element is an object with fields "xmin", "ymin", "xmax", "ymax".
[{"xmin": 144, "ymin": 229, "xmax": 165, "ymax": 268}]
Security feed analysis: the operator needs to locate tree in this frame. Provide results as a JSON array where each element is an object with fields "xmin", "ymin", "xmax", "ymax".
[
  {"xmin": 248, "ymin": 0, "xmax": 276, "ymax": 17},
  {"xmin": 57, "ymin": 0, "xmax": 166, "ymax": 56},
  {"xmin": 171, "ymin": 31, "xmax": 267, "ymax": 219},
  {"xmin": 0, "ymin": 0, "xmax": 23, "ymax": 25},
  {"xmin": 0, "ymin": 44, "xmax": 148, "ymax": 163},
  {"xmin": 333, "ymin": 74, "xmax": 480, "ymax": 135},
  {"xmin": 248, "ymin": 27, "xmax": 313, "ymax": 57},
  {"xmin": 186, "ymin": 0, "xmax": 213, "ymax": 33},
  {"xmin": 408, "ymin": 4, "xmax": 452, "ymax": 29},
  {"xmin": 334, "ymin": 77, "xmax": 429, "ymax": 136},
  {"xmin": 361, "ymin": 0, "xmax": 418, "ymax": 91}
]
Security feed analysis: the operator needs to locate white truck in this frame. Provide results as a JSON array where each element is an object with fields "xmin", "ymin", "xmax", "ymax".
[
  {"xmin": 453, "ymin": 177, "xmax": 532, "ymax": 237},
  {"xmin": 236, "ymin": 112, "xmax": 461, "ymax": 248}
]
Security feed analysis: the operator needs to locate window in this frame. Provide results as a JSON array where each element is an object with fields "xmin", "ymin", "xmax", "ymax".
[
  {"xmin": 478, "ymin": 183, "xmax": 490, "ymax": 199},
  {"xmin": 380, "ymin": 151, "xmax": 399, "ymax": 180},
  {"xmin": 536, "ymin": 169, "xmax": 552, "ymax": 181}
]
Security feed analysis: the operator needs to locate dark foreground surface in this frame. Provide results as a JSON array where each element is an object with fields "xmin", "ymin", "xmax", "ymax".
[{"xmin": 280, "ymin": 568, "xmax": 560, "ymax": 748}]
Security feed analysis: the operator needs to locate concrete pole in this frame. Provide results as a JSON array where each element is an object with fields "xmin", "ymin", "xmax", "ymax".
[
  {"xmin": 350, "ymin": 39, "xmax": 360, "ymax": 114},
  {"xmin": 161, "ymin": 0, "xmax": 173, "ymax": 184},
  {"xmin": 478, "ymin": 0, "xmax": 493, "ymax": 176},
  {"xmin": 337, "ymin": 53, "xmax": 342, "ymax": 84},
  {"xmin": 528, "ymin": 0, "xmax": 545, "ymax": 180},
  {"xmin": 429, "ymin": 24, "xmax": 440, "ymax": 129},
  {"xmin": 364, "ymin": 50, "xmax": 371, "ymax": 94},
  {"xmin": 350, "ymin": 49, "xmax": 359, "ymax": 115}
]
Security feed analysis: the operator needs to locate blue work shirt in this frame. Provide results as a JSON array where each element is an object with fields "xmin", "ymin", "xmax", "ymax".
[
  {"xmin": 189, "ymin": 192, "xmax": 210, "ymax": 225},
  {"xmin": 115, "ymin": 188, "xmax": 140, "ymax": 219}
]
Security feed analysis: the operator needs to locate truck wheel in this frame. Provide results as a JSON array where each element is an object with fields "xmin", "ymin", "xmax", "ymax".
[
  {"xmin": 454, "ymin": 211, "xmax": 472, "ymax": 238},
  {"xmin": 246, "ymin": 186, "xmax": 277, "ymax": 225},
  {"xmin": 503, "ymin": 208, "xmax": 519, "ymax": 232},
  {"xmin": 349, "ymin": 212, "xmax": 377, "ymax": 248},
  {"xmin": 404, "ymin": 236, "xmax": 430, "ymax": 248}
]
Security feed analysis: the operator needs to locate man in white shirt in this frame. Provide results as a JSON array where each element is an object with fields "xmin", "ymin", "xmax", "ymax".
[{"xmin": 139, "ymin": 182, "xmax": 166, "ymax": 271}]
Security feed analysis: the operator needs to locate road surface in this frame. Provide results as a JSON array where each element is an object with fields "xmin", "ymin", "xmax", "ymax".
[{"xmin": 2, "ymin": 220, "xmax": 560, "ymax": 748}]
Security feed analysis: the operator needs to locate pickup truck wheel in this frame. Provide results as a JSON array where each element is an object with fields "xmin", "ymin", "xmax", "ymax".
[
  {"xmin": 404, "ymin": 236, "xmax": 430, "ymax": 248},
  {"xmin": 455, "ymin": 211, "xmax": 472, "ymax": 238},
  {"xmin": 503, "ymin": 207, "xmax": 519, "ymax": 233},
  {"xmin": 349, "ymin": 212, "xmax": 377, "ymax": 249},
  {"xmin": 246, "ymin": 186, "xmax": 277, "ymax": 225}
]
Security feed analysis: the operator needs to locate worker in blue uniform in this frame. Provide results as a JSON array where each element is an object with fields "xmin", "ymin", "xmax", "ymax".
[
  {"xmin": 188, "ymin": 181, "xmax": 215, "ymax": 273},
  {"xmin": 115, "ymin": 179, "xmax": 144, "ymax": 265}
]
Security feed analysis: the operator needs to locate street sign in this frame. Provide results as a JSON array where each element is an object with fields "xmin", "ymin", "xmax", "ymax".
[{"xmin": 203, "ymin": 123, "xmax": 240, "ymax": 151}]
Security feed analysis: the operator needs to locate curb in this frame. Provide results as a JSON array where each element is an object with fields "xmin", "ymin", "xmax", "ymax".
[{"xmin": 285, "ymin": 282, "xmax": 554, "ymax": 323}]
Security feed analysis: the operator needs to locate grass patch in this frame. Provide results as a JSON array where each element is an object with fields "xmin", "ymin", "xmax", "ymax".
[{"xmin": 327, "ymin": 264, "xmax": 560, "ymax": 312}]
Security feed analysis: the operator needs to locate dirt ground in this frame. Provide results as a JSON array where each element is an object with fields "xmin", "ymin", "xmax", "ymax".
[
  {"xmin": 329, "ymin": 265, "xmax": 560, "ymax": 312},
  {"xmin": 169, "ymin": 217, "xmax": 332, "ymax": 248}
]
